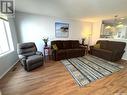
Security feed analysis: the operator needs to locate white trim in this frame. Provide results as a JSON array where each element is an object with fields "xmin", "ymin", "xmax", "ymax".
[
  {"xmin": 0, "ymin": 60, "xmax": 19, "ymax": 79},
  {"xmin": 122, "ymin": 58, "xmax": 127, "ymax": 61},
  {"xmin": 0, "ymin": 19, "xmax": 14, "ymax": 57},
  {"xmin": 0, "ymin": 50, "xmax": 14, "ymax": 57}
]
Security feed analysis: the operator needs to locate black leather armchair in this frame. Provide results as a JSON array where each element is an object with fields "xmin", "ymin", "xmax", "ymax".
[{"xmin": 17, "ymin": 42, "xmax": 44, "ymax": 71}]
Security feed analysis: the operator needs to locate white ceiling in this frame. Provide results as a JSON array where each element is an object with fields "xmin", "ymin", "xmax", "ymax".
[{"xmin": 15, "ymin": 0, "xmax": 127, "ymax": 22}]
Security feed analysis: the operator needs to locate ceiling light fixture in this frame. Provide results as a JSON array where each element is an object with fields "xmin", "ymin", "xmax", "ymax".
[{"xmin": 113, "ymin": 15, "xmax": 124, "ymax": 26}]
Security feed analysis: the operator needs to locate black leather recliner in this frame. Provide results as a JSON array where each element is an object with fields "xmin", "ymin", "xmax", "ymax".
[{"xmin": 17, "ymin": 42, "xmax": 44, "ymax": 71}]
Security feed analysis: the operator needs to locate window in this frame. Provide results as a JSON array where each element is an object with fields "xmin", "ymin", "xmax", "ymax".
[{"xmin": 0, "ymin": 17, "xmax": 14, "ymax": 55}]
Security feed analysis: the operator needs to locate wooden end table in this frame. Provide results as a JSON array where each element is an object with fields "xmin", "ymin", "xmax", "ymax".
[
  {"xmin": 43, "ymin": 46, "xmax": 51, "ymax": 60},
  {"xmin": 81, "ymin": 44, "xmax": 88, "ymax": 54}
]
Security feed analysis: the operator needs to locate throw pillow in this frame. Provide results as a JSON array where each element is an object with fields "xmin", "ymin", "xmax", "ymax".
[
  {"xmin": 52, "ymin": 44, "xmax": 58, "ymax": 50},
  {"xmin": 94, "ymin": 44, "xmax": 100, "ymax": 48}
]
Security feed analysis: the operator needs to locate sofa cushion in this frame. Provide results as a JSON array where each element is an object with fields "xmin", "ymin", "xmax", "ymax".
[
  {"xmin": 71, "ymin": 41, "xmax": 79, "ymax": 48},
  {"xmin": 93, "ymin": 43, "xmax": 100, "ymax": 48},
  {"xmin": 56, "ymin": 50, "xmax": 66, "ymax": 60},
  {"xmin": 52, "ymin": 44, "xmax": 58, "ymax": 50},
  {"xmin": 51, "ymin": 41, "xmax": 63, "ymax": 49},
  {"xmin": 17, "ymin": 42, "xmax": 37, "ymax": 55},
  {"xmin": 18, "ymin": 42, "xmax": 36, "ymax": 49},
  {"xmin": 22, "ymin": 52, "xmax": 36, "ymax": 57},
  {"xmin": 107, "ymin": 41, "xmax": 126, "ymax": 52},
  {"xmin": 63, "ymin": 41, "xmax": 72, "ymax": 49},
  {"xmin": 66, "ymin": 48, "xmax": 85, "ymax": 58},
  {"xmin": 96, "ymin": 40, "xmax": 108, "ymax": 49},
  {"xmin": 27, "ymin": 55, "xmax": 43, "ymax": 65},
  {"xmin": 19, "ymin": 47, "xmax": 36, "ymax": 54}
]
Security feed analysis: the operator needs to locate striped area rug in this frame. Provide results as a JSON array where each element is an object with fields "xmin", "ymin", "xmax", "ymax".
[{"xmin": 61, "ymin": 55, "xmax": 124, "ymax": 87}]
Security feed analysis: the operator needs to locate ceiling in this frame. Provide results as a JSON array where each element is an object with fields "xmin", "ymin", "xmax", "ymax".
[
  {"xmin": 103, "ymin": 17, "xmax": 127, "ymax": 25},
  {"xmin": 15, "ymin": 0, "xmax": 127, "ymax": 22}
]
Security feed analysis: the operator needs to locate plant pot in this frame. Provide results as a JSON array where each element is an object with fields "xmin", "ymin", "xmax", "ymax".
[{"xmin": 45, "ymin": 42, "xmax": 47, "ymax": 47}]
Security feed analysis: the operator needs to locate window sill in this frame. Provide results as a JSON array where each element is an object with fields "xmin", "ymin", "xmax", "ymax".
[{"xmin": 0, "ymin": 50, "xmax": 14, "ymax": 58}]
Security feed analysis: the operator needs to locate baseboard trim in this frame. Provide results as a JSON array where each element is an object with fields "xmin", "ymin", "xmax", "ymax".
[{"xmin": 0, "ymin": 59, "xmax": 19, "ymax": 79}]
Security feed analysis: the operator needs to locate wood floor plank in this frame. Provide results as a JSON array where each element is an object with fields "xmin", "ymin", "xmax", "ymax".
[{"xmin": 0, "ymin": 60, "xmax": 127, "ymax": 95}]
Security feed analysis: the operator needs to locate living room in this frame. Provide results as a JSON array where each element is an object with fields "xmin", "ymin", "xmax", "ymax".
[{"xmin": 0, "ymin": 0, "xmax": 127, "ymax": 95}]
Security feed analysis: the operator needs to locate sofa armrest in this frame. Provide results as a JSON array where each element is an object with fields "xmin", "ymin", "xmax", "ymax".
[
  {"xmin": 18, "ymin": 55, "xmax": 27, "ymax": 69},
  {"xmin": 51, "ymin": 49, "xmax": 57, "ymax": 60},
  {"xmin": 111, "ymin": 50, "xmax": 125, "ymax": 61},
  {"xmin": 79, "ymin": 46, "xmax": 85, "ymax": 49},
  {"xmin": 18, "ymin": 55, "xmax": 26, "ymax": 60},
  {"xmin": 36, "ymin": 51, "xmax": 43, "ymax": 56},
  {"xmin": 79, "ymin": 45, "xmax": 87, "ymax": 49}
]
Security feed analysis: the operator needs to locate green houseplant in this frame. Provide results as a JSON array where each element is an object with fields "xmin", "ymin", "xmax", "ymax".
[{"xmin": 42, "ymin": 37, "xmax": 48, "ymax": 47}]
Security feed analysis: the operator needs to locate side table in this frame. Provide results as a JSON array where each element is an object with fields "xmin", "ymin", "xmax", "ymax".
[
  {"xmin": 82, "ymin": 44, "xmax": 88, "ymax": 54},
  {"xmin": 43, "ymin": 46, "xmax": 51, "ymax": 60}
]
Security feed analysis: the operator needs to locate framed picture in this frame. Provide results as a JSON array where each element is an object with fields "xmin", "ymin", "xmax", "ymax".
[{"xmin": 55, "ymin": 22, "xmax": 69, "ymax": 38}]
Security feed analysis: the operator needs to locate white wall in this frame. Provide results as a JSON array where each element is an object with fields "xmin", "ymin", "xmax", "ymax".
[
  {"xmin": 0, "ymin": 18, "xmax": 18, "ymax": 79},
  {"xmin": 15, "ymin": 12, "xmax": 92, "ymax": 52},
  {"xmin": 91, "ymin": 21, "xmax": 102, "ymax": 45}
]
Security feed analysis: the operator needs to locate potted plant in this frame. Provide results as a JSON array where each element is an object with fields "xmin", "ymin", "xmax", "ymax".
[
  {"xmin": 42, "ymin": 37, "xmax": 48, "ymax": 47},
  {"xmin": 81, "ymin": 38, "xmax": 86, "ymax": 45}
]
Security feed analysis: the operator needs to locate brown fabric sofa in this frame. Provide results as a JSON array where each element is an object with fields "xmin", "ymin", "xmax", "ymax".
[
  {"xmin": 51, "ymin": 40, "xmax": 85, "ymax": 61},
  {"xmin": 90, "ymin": 40, "xmax": 126, "ymax": 61}
]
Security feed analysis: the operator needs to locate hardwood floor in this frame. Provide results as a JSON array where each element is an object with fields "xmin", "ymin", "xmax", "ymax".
[{"xmin": 0, "ymin": 59, "xmax": 127, "ymax": 95}]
